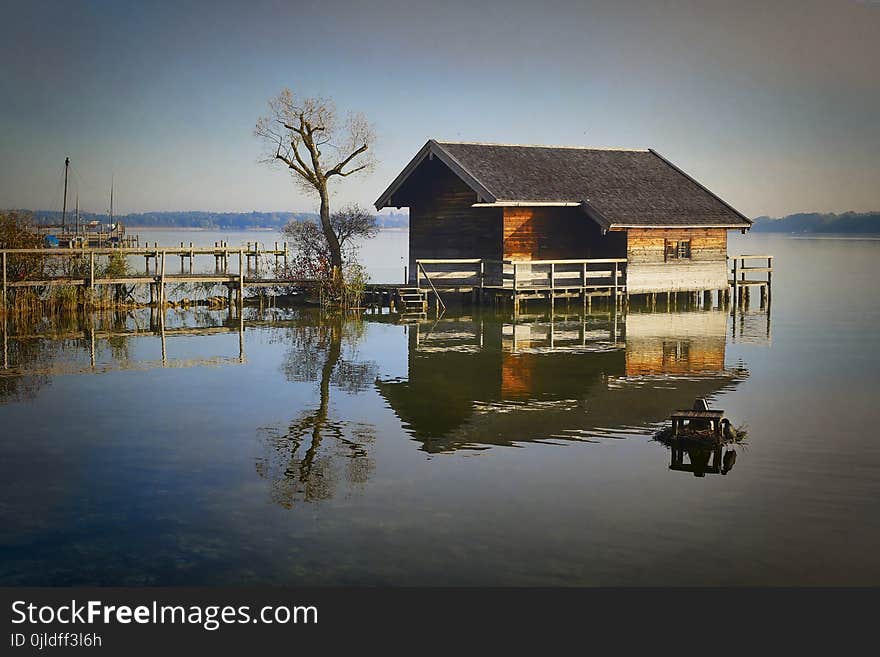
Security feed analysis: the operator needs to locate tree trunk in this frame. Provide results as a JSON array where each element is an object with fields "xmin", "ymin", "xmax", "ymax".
[{"xmin": 318, "ymin": 189, "xmax": 343, "ymax": 278}]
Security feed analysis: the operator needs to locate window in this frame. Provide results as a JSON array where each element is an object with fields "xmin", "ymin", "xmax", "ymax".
[{"xmin": 664, "ymin": 239, "xmax": 691, "ymax": 261}]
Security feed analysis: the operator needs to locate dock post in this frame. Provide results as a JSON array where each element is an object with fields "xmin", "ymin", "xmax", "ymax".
[
  {"xmin": 238, "ymin": 249, "xmax": 244, "ymax": 309},
  {"xmin": 2, "ymin": 251, "xmax": 6, "ymax": 310},
  {"xmin": 612, "ymin": 261, "xmax": 619, "ymax": 307},
  {"xmin": 89, "ymin": 252, "xmax": 95, "ymax": 300},
  {"xmin": 732, "ymin": 258, "xmax": 738, "ymax": 307},
  {"xmin": 160, "ymin": 251, "xmax": 166, "ymax": 307}
]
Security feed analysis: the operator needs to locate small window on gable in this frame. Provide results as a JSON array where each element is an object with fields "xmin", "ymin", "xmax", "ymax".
[{"xmin": 664, "ymin": 239, "xmax": 692, "ymax": 261}]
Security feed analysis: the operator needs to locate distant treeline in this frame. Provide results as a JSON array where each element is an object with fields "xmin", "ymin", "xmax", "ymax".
[
  {"xmin": 751, "ymin": 211, "xmax": 880, "ymax": 234},
  {"xmin": 19, "ymin": 210, "xmax": 410, "ymax": 230}
]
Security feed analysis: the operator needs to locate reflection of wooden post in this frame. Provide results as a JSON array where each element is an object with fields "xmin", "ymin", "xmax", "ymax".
[
  {"xmin": 160, "ymin": 307, "xmax": 167, "ymax": 365},
  {"xmin": 239, "ymin": 304, "xmax": 245, "ymax": 363},
  {"xmin": 2, "ymin": 251, "xmax": 6, "ymax": 310},
  {"xmin": 611, "ymin": 302, "xmax": 618, "ymax": 343}
]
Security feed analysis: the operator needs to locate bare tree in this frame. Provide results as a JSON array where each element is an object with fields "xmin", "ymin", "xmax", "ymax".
[{"xmin": 255, "ymin": 89, "xmax": 376, "ymax": 278}]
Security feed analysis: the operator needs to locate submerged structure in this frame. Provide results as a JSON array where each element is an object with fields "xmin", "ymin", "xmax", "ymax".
[{"xmin": 376, "ymin": 140, "xmax": 758, "ymax": 310}]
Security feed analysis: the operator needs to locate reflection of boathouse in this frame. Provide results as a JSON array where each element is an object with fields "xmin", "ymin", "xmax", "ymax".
[{"xmin": 376, "ymin": 309, "xmax": 748, "ymax": 452}]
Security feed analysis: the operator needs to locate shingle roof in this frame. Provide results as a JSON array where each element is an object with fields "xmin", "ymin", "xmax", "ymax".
[{"xmin": 375, "ymin": 140, "xmax": 751, "ymax": 229}]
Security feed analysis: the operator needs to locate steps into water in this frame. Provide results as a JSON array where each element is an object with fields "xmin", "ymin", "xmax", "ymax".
[{"xmin": 396, "ymin": 287, "xmax": 427, "ymax": 319}]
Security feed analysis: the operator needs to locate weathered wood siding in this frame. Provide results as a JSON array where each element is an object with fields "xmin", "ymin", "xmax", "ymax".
[
  {"xmin": 625, "ymin": 228, "xmax": 728, "ymax": 293},
  {"xmin": 503, "ymin": 207, "xmax": 625, "ymax": 260},
  {"xmin": 401, "ymin": 158, "xmax": 501, "ymax": 282}
]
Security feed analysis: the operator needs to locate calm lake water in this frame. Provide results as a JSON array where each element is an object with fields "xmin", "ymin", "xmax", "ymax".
[{"xmin": 1, "ymin": 233, "xmax": 878, "ymax": 585}]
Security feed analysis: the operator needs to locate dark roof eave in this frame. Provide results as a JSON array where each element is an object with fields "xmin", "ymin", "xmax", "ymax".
[{"xmin": 374, "ymin": 140, "xmax": 497, "ymax": 209}]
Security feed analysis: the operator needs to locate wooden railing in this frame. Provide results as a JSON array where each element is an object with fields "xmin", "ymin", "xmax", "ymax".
[
  {"xmin": 415, "ymin": 258, "xmax": 627, "ymax": 293},
  {"xmin": 729, "ymin": 254, "xmax": 773, "ymax": 286},
  {"xmin": 502, "ymin": 258, "xmax": 626, "ymax": 292},
  {"xmin": 1, "ymin": 245, "xmax": 290, "ymax": 309},
  {"xmin": 729, "ymin": 254, "xmax": 773, "ymax": 307},
  {"xmin": 415, "ymin": 259, "xmax": 494, "ymax": 288}
]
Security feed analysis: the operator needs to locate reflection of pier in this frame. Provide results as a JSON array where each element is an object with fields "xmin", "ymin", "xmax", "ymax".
[
  {"xmin": 377, "ymin": 308, "xmax": 751, "ymax": 453},
  {"xmin": 1, "ymin": 310, "xmax": 246, "ymax": 377},
  {"xmin": 412, "ymin": 310, "xmax": 624, "ymax": 354}
]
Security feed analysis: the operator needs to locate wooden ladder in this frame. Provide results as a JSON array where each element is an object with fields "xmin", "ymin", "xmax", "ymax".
[{"xmin": 396, "ymin": 287, "xmax": 427, "ymax": 318}]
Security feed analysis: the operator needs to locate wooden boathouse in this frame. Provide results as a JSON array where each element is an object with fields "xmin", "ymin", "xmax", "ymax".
[{"xmin": 375, "ymin": 140, "xmax": 761, "ymax": 312}]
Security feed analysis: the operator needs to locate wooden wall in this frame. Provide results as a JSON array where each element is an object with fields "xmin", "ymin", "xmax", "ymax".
[
  {"xmin": 625, "ymin": 228, "xmax": 729, "ymax": 293},
  {"xmin": 626, "ymin": 228, "xmax": 726, "ymax": 264},
  {"xmin": 401, "ymin": 158, "xmax": 501, "ymax": 282},
  {"xmin": 502, "ymin": 207, "xmax": 625, "ymax": 260}
]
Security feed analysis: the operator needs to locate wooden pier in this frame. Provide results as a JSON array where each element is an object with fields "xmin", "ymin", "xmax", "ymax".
[
  {"xmin": 1, "ymin": 245, "xmax": 773, "ymax": 319},
  {"xmin": 730, "ymin": 254, "xmax": 773, "ymax": 309},
  {"xmin": 0, "ymin": 243, "xmax": 297, "ymax": 309}
]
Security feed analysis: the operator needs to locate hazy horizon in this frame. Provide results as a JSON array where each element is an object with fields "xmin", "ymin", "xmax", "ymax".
[{"xmin": 2, "ymin": 0, "xmax": 878, "ymax": 218}]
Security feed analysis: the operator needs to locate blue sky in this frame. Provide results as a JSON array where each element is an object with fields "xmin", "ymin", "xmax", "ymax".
[{"xmin": 1, "ymin": 0, "xmax": 878, "ymax": 217}]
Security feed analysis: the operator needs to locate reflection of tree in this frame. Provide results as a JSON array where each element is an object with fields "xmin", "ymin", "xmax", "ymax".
[{"xmin": 256, "ymin": 314, "xmax": 378, "ymax": 509}]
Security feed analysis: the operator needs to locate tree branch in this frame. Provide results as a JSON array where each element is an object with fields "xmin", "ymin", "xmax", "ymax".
[
  {"xmin": 334, "ymin": 163, "xmax": 368, "ymax": 177},
  {"xmin": 326, "ymin": 144, "xmax": 368, "ymax": 178}
]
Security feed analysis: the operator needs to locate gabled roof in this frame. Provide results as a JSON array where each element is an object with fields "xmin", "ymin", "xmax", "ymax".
[{"xmin": 375, "ymin": 140, "xmax": 752, "ymax": 229}]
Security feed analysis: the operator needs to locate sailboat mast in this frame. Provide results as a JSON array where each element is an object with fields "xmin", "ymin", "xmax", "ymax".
[
  {"xmin": 109, "ymin": 176, "xmax": 114, "ymax": 225},
  {"xmin": 61, "ymin": 157, "xmax": 70, "ymax": 231},
  {"xmin": 75, "ymin": 195, "xmax": 79, "ymax": 236}
]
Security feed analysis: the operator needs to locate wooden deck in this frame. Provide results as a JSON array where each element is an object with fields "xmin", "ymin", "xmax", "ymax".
[{"xmin": 413, "ymin": 253, "xmax": 772, "ymax": 314}]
